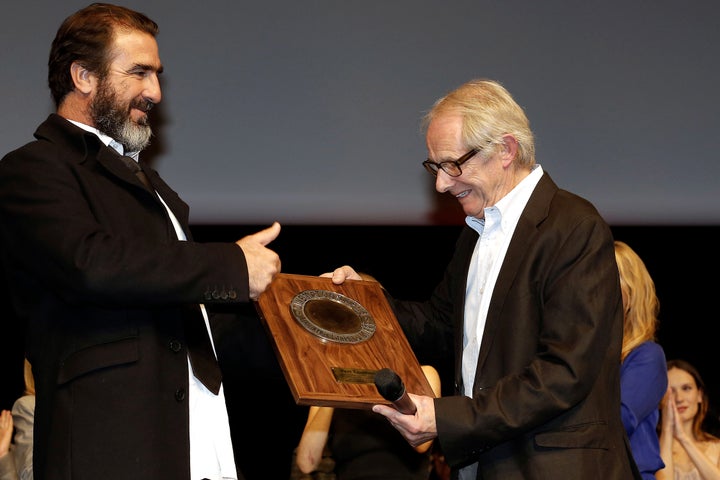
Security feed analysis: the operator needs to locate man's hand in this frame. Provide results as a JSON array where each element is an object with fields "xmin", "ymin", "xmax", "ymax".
[
  {"xmin": 320, "ymin": 265, "xmax": 363, "ymax": 284},
  {"xmin": 372, "ymin": 394, "xmax": 438, "ymax": 448},
  {"xmin": 236, "ymin": 222, "xmax": 281, "ymax": 300}
]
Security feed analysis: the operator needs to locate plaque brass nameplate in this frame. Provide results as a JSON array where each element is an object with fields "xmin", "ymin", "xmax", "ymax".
[{"xmin": 331, "ymin": 367, "xmax": 378, "ymax": 384}]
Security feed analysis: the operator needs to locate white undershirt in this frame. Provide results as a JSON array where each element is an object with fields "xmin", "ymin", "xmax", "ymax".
[
  {"xmin": 72, "ymin": 121, "xmax": 238, "ymax": 479},
  {"xmin": 164, "ymin": 207, "xmax": 237, "ymax": 480}
]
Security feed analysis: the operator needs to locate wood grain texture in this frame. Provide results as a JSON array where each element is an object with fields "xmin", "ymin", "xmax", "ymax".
[{"xmin": 255, "ymin": 273, "xmax": 434, "ymax": 409}]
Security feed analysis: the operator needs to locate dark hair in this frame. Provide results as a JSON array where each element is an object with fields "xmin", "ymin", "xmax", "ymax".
[
  {"xmin": 48, "ymin": 3, "xmax": 159, "ymax": 107},
  {"xmin": 666, "ymin": 359, "xmax": 716, "ymax": 441}
]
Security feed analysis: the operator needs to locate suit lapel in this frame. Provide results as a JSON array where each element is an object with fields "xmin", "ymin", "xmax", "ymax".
[
  {"xmin": 97, "ymin": 147, "xmax": 191, "ymax": 240},
  {"xmin": 474, "ymin": 173, "xmax": 557, "ymax": 377},
  {"xmin": 140, "ymin": 162, "xmax": 191, "ymax": 232},
  {"xmin": 97, "ymin": 147, "xmax": 146, "ymax": 190}
]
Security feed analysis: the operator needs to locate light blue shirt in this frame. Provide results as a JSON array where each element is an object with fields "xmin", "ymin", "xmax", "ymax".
[{"xmin": 459, "ymin": 164, "xmax": 543, "ymax": 480}]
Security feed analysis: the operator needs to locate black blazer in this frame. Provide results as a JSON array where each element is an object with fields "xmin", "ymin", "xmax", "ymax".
[
  {"xmin": 0, "ymin": 114, "xmax": 250, "ymax": 480},
  {"xmin": 392, "ymin": 173, "xmax": 641, "ymax": 479}
]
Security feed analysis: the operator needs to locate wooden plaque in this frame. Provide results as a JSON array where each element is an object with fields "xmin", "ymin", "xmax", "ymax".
[{"xmin": 255, "ymin": 273, "xmax": 434, "ymax": 409}]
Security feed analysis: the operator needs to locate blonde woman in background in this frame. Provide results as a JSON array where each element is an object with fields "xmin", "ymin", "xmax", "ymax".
[
  {"xmin": 615, "ymin": 240, "xmax": 668, "ymax": 478},
  {"xmin": 657, "ymin": 359, "xmax": 720, "ymax": 479}
]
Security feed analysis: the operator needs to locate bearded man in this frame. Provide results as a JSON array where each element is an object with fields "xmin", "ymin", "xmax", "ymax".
[{"xmin": 0, "ymin": 4, "xmax": 283, "ymax": 479}]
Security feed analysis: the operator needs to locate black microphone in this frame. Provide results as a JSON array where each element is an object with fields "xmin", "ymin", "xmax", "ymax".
[{"xmin": 374, "ymin": 367, "xmax": 417, "ymax": 415}]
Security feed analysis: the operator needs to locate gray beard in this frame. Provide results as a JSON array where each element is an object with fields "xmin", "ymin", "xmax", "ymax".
[
  {"xmin": 94, "ymin": 109, "xmax": 152, "ymax": 152},
  {"xmin": 91, "ymin": 83, "xmax": 154, "ymax": 152},
  {"xmin": 113, "ymin": 120, "xmax": 152, "ymax": 152}
]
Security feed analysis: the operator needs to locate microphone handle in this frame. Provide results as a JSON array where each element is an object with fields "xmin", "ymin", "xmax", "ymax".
[
  {"xmin": 374, "ymin": 367, "xmax": 418, "ymax": 415},
  {"xmin": 392, "ymin": 391, "xmax": 417, "ymax": 415}
]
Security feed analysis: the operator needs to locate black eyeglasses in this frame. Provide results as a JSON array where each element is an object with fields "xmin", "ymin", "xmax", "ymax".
[{"xmin": 422, "ymin": 148, "xmax": 479, "ymax": 177}]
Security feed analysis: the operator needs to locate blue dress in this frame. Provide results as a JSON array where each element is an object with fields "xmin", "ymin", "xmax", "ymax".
[{"xmin": 621, "ymin": 341, "xmax": 668, "ymax": 480}]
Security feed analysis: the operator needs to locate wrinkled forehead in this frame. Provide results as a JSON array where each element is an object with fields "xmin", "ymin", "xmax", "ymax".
[{"xmin": 426, "ymin": 114, "xmax": 464, "ymax": 148}]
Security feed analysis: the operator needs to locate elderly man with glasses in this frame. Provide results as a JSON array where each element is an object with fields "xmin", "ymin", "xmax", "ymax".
[{"xmin": 325, "ymin": 78, "xmax": 641, "ymax": 480}]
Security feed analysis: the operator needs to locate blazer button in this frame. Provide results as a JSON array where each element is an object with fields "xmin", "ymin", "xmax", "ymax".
[
  {"xmin": 169, "ymin": 339, "xmax": 182, "ymax": 353},
  {"xmin": 228, "ymin": 290, "xmax": 237, "ymax": 300},
  {"xmin": 175, "ymin": 389, "xmax": 187, "ymax": 402}
]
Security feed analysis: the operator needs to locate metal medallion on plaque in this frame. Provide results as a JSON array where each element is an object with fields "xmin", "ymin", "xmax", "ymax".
[{"xmin": 290, "ymin": 289, "xmax": 375, "ymax": 344}]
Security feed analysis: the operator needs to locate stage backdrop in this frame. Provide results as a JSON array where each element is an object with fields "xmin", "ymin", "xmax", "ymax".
[{"xmin": 1, "ymin": 1, "xmax": 718, "ymax": 226}]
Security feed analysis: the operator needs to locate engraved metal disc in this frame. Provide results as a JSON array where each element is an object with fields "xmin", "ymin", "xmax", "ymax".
[{"xmin": 290, "ymin": 289, "xmax": 376, "ymax": 344}]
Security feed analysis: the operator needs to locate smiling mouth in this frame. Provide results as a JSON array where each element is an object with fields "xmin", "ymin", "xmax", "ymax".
[{"xmin": 132, "ymin": 100, "xmax": 154, "ymax": 113}]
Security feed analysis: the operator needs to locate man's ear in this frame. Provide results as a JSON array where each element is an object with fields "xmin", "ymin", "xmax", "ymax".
[
  {"xmin": 70, "ymin": 62, "xmax": 96, "ymax": 94},
  {"xmin": 500, "ymin": 133, "xmax": 519, "ymax": 167}
]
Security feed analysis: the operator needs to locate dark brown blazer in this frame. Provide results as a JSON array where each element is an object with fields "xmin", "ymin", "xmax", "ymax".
[
  {"xmin": 0, "ymin": 114, "xmax": 250, "ymax": 480},
  {"xmin": 392, "ymin": 173, "xmax": 641, "ymax": 479}
]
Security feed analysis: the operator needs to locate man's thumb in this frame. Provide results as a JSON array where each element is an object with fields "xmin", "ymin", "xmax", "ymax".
[{"xmin": 254, "ymin": 221, "xmax": 281, "ymax": 245}]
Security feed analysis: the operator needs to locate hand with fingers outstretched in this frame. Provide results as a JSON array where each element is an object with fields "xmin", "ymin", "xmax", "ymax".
[{"xmin": 0, "ymin": 409, "xmax": 18, "ymax": 480}]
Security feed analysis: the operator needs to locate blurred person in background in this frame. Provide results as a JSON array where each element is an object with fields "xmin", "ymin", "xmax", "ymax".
[
  {"xmin": 657, "ymin": 359, "xmax": 720, "ymax": 479},
  {"xmin": 614, "ymin": 240, "xmax": 667, "ymax": 479}
]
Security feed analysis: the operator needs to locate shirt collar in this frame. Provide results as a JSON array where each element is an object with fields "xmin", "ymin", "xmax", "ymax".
[
  {"xmin": 67, "ymin": 120, "xmax": 140, "ymax": 161},
  {"xmin": 465, "ymin": 164, "xmax": 544, "ymax": 234}
]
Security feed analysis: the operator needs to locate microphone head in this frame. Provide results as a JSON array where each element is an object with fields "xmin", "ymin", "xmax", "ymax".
[{"xmin": 374, "ymin": 367, "xmax": 405, "ymax": 401}]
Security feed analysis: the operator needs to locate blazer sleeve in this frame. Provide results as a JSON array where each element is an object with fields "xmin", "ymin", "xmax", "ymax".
[{"xmin": 0, "ymin": 141, "xmax": 250, "ymax": 307}]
